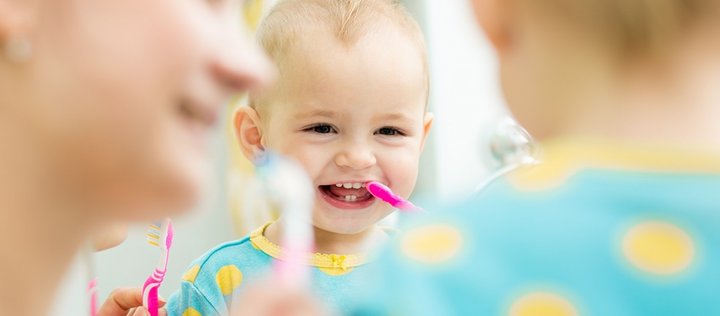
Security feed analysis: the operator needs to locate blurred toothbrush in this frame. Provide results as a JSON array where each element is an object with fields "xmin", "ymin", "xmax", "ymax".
[
  {"xmin": 83, "ymin": 242, "xmax": 97, "ymax": 316},
  {"xmin": 256, "ymin": 152, "xmax": 314, "ymax": 287},
  {"xmin": 142, "ymin": 219, "xmax": 174, "ymax": 316},
  {"xmin": 88, "ymin": 277, "xmax": 97, "ymax": 316},
  {"xmin": 366, "ymin": 181, "xmax": 421, "ymax": 212}
]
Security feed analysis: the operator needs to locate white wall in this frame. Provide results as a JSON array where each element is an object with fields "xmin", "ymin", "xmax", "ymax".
[{"xmin": 410, "ymin": 0, "xmax": 508, "ymax": 201}]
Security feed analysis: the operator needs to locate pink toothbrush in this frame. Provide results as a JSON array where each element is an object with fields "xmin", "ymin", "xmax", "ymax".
[
  {"xmin": 142, "ymin": 219, "xmax": 174, "ymax": 316},
  {"xmin": 88, "ymin": 277, "xmax": 97, "ymax": 316},
  {"xmin": 366, "ymin": 181, "xmax": 421, "ymax": 212}
]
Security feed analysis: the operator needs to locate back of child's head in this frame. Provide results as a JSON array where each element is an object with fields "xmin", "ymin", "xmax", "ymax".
[
  {"xmin": 486, "ymin": 0, "xmax": 720, "ymax": 139},
  {"xmin": 250, "ymin": 0, "xmax": 427, "ymax": 112},
  {"xmin": 516, "ymin": 0, "xmax": 720, "ymax": 60}
]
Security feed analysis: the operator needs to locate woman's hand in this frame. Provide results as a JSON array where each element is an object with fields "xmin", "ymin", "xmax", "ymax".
[
  {"xmin": 124, "ymin": 306, "xmax": 167, "ymax": 316},
  {"xmin": 97, "ymin": 287, "xmax": 167, "ymax": 316}
]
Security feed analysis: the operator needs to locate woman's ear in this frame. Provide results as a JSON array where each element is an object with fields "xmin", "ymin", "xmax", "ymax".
[
  {"xmin": 234, "ymin": 106, "xmax": 265, "ymax": 162},
  {"xmin": 470, "ymin": 0, "xmax": 513, "ymax": 54}
]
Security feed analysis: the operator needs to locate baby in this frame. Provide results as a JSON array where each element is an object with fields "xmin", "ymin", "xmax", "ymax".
[{"xmin": 167, "ymin": 0, "xmax": 432, "ymax": 315}]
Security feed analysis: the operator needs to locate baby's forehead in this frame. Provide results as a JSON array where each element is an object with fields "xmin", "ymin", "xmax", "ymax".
[
  {"xmin": 257, "ymin": 0, "xmax": 427, "ymax": 69},
  {"xmin": 253, "ymin": 0, "xmax": 429, "ymax": 112},
  {"xmin": 272, "ymin": 101, "xmax": 427, "ymax": 125}
]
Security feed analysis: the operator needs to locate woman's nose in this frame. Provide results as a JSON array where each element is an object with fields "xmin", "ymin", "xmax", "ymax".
[{"xmin": 210, "ymin": 36, "xmax": 275, "ymax": 95}]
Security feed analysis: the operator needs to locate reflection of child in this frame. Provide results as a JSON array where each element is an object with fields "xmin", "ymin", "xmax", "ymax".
[
  {"xmin": 167, "ymin": 0, "xmax": 432, "ymax": 315},
  {"xmin": 352, "ymin": 0, "xmax": 720, "ymax": 315}
]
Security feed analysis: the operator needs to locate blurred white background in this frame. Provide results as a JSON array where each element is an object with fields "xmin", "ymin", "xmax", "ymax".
[{"xmin": 53, "ymin": 0, "xmax": 507, "ymax": 314}]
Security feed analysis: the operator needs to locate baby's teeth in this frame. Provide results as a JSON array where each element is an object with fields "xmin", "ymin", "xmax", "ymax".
[
  {"xmin": 344, "ymin": 195, "xmax": 357, "ymax": 202},
  {"xmin": 335, "ymin": 182, "xmax": 365, "ymax": 190}
]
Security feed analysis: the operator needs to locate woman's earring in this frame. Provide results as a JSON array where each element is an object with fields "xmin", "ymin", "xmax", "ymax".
[
  {"xmin": 4, "ymin": 35, "xmax": 33, "ymax": 63},
  {"xmin": 253, "ymin": 150, "xmax": 268, "ymax": 165}
]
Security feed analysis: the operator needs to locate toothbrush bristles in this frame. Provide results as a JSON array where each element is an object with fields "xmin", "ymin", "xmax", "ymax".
[{"xmin": 146, "ymin": 224, "xmax": 162, "ymax": 247}]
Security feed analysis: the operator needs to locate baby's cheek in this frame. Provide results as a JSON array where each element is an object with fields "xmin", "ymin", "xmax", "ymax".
[
  {"xmin": 277, "ymin": 144, "xmax": 328, "ymax": 177},
  {"xmin": 387, "ymin": 155, "xmax": 420, "ymax": 196}
]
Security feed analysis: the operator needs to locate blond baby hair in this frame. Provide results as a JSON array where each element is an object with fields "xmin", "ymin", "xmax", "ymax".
[{"xmin": 250, "ymin": 0, "xmax": 427, "ymax": 110}]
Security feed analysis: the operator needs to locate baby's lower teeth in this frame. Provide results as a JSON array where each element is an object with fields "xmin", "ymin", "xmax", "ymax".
[{"xmin": 344, "ymin": 195, "xmax": 357, "ymax": 202}]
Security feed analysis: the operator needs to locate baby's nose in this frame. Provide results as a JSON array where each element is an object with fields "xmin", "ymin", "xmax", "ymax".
[{"xmin": 336, "ymin": 146, "xmax": 377, "ymax": 170}]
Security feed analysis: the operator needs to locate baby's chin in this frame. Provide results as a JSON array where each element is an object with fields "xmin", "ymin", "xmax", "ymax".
[
  {"xmin": 311, "ymin": 209, "xmax": 392, "ymax": 236},
  {"xmin": 311, "ymin": 217, "xmax": 379, "ymax": 236}
]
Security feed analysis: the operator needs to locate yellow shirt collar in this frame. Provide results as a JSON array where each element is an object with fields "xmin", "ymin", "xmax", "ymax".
[
  {"xmin": 249, "ymin": 221, "xmax": 369, "ymax": 270},
  {"xmin": 508, "ymin": 137, "xmax": 720, "ymax": 191}
]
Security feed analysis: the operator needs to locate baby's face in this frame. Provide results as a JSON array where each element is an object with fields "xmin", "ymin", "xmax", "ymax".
[{"xmin": 261, "ymin": 27, "xmax": 430, "ymax": 235}]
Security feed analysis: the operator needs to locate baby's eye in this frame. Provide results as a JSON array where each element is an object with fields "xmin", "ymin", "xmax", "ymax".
[
  {"xmin": 375, "ymin": 127, "xmax": 405, "ymax": 136},
  {"xmin": 303, "ymin": 124, "xmax": 337, "ymax": 134}
]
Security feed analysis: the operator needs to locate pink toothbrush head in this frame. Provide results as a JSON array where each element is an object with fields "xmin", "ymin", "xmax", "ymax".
[
  {"xmin": 165, "ymin": 221, "xmax": 174, "ymax": 250},
  {"xmin": 366, "ymin": 181, "xmax": 420, "ymax": 212}
]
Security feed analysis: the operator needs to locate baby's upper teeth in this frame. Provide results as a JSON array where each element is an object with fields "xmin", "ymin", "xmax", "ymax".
[{"xmin": 336, "ymin": 182, "xmax": 365, "ymax": 189}]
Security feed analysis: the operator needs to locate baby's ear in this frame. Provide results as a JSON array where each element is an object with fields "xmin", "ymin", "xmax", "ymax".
[
  {"xmin": 420, "ymin": 112, "xmax": 434, "ymax": 152},
  {"xmin": 234, "ymin": 106, "xmax": 265, "ymax": 163}
]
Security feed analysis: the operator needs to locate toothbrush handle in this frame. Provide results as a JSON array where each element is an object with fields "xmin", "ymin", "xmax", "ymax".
[
  {"xmin": 88, "ymin": 278, "xmax": 97, "ymax": 316},
  {"xmin": 397, "ymin": 200, "xmax": 421, "ymax": 212},
  {"xmin": 142, "ymin": 269, "xmax": 165, "ymax": 316},
  {"xmin": 145, "ymin": 286, "xmax": 159, "ymax": 316}
]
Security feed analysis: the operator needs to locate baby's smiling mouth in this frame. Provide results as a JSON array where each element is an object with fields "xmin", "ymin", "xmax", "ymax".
[{"xmin": 318, "ymin": 182, "xmax": 374, "ymax": 203}]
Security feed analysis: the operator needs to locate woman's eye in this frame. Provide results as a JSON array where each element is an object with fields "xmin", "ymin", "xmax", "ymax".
[
  {"xmin": 376, "ymin": 127, "xmax": 403, "ymax": 136},
  {"xmin": 304, "ymin": 124, "xmax": 337, "ymax": 134}
]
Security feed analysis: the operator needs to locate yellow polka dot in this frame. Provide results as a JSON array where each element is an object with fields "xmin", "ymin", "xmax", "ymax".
[
  {"xmin": 401, "ymin": 224, "xmax": 463, "ymax": 264},
  {"xmin": 216, "ymin": 265, "xmax": 243, "ymax": 295},
  {"xmin": 182, "ymin": 265, "xmax": 201, "ymax": 284},
  {"xmin": 182, "ymin": 307, "xmax": 202, "ymax": 316},
  {"xmin": 622, "ymin": 221, "xmax": 695, "ymax": 275},
  {"xmin": 318, "ymin": 266, "xmax": 354, "ymax": 276},
  {"xmin": 510, "ymin": 292, "xmax": 578, "ymax": 316}
]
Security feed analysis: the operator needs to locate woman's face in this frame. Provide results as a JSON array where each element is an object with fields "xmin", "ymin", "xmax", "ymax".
[{"xmin": 3, "ymin": 0, "xmax": 270, "ymax": 219}]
